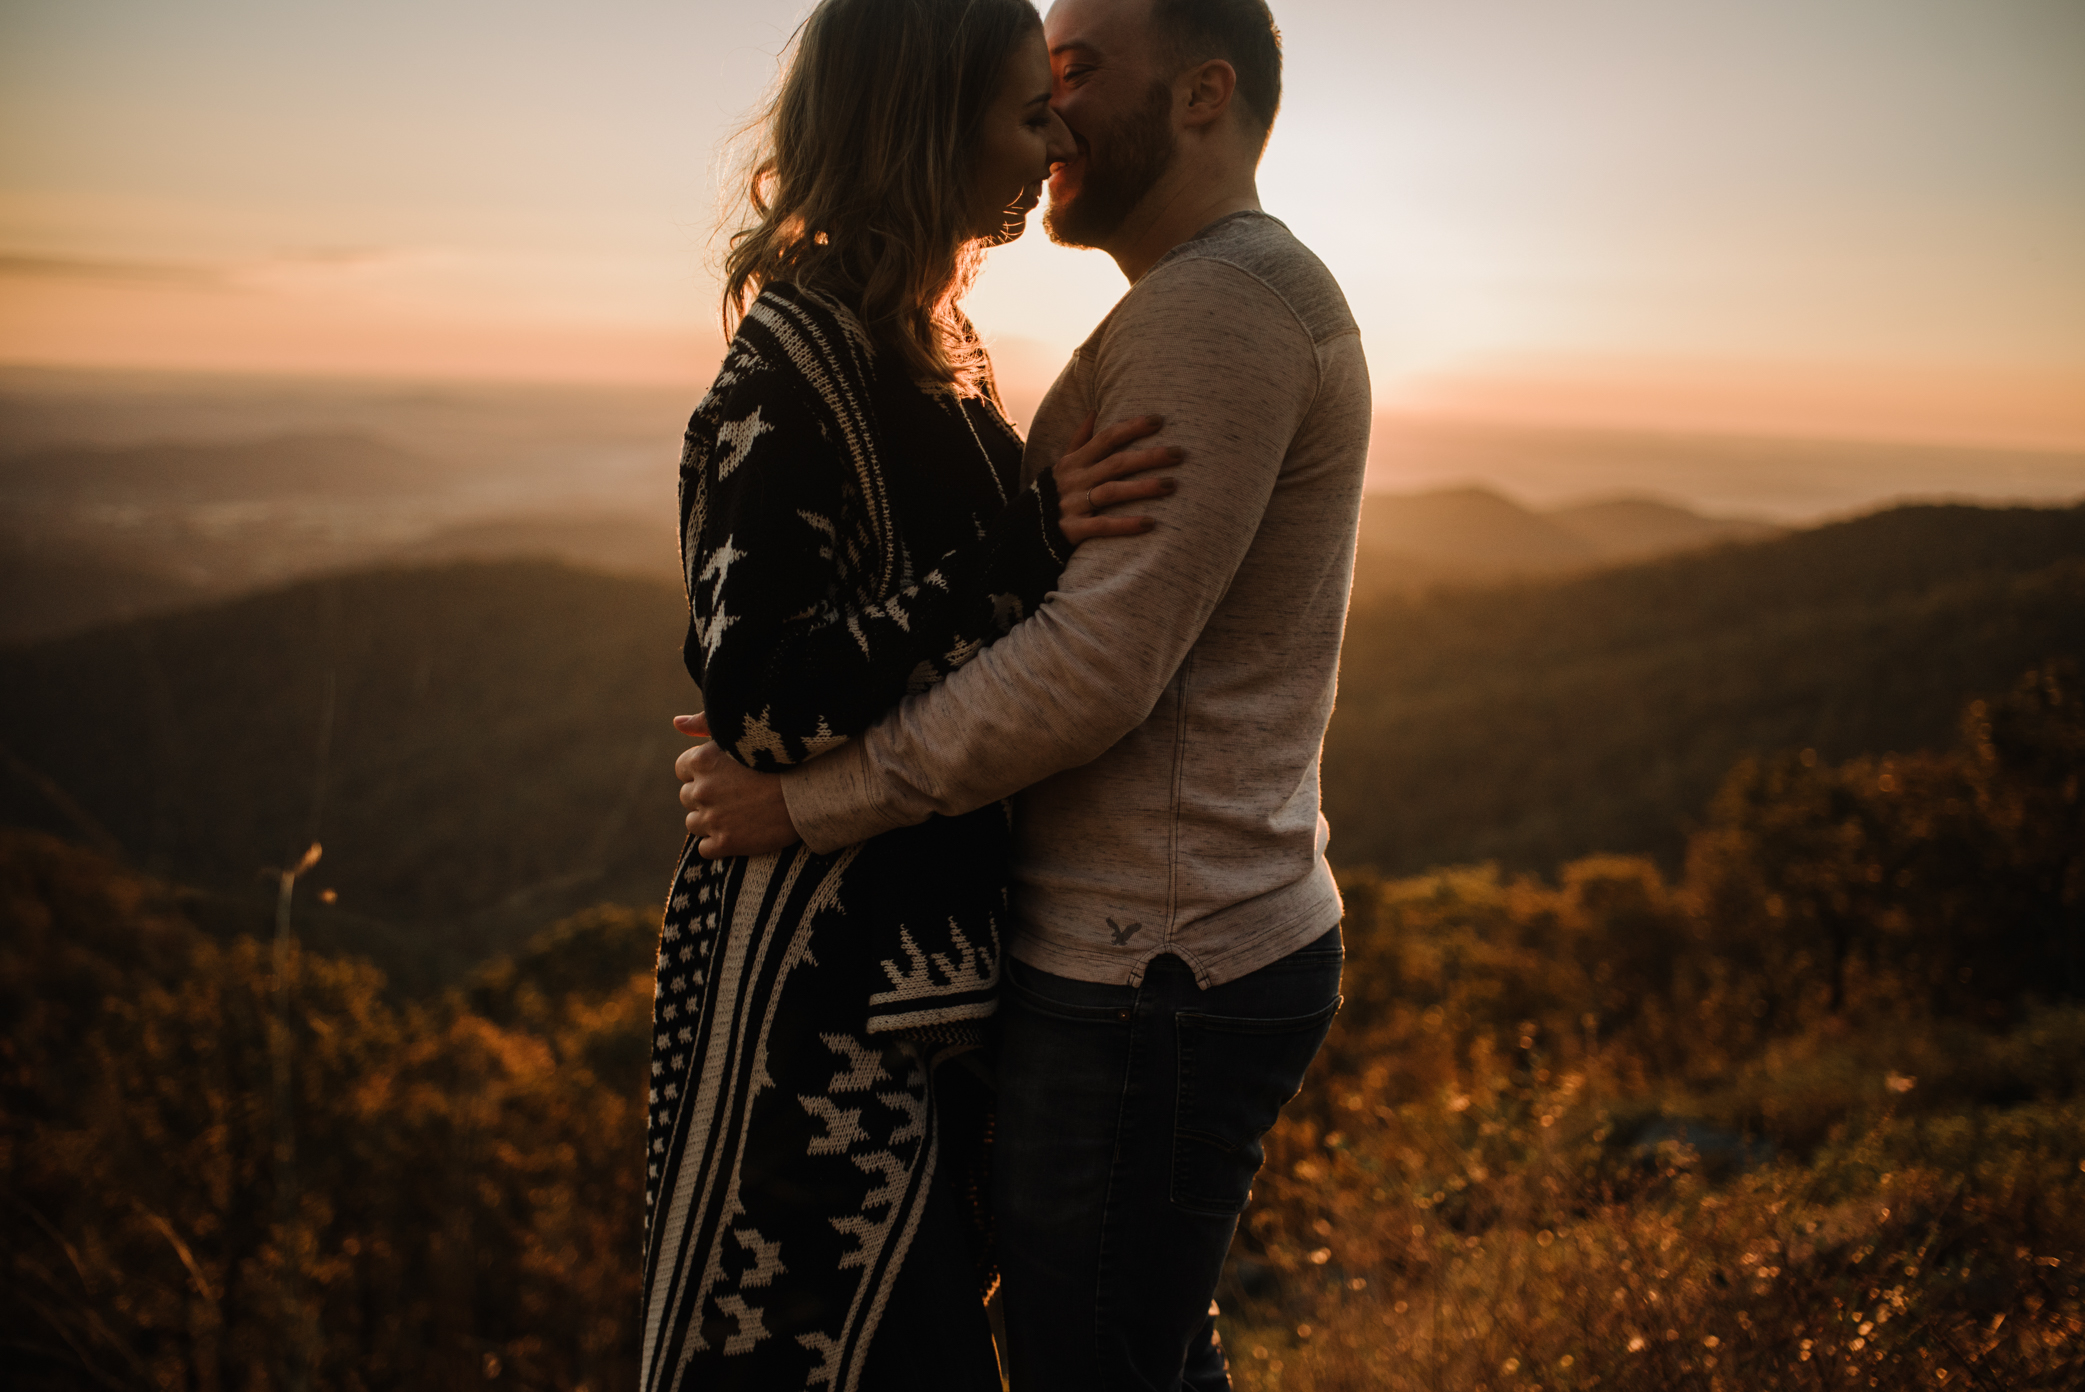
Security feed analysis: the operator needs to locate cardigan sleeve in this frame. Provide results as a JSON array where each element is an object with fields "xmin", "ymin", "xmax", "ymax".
[{"xmin": 682, "ymin": 339, "xmax": 1070, "ymax": 772}]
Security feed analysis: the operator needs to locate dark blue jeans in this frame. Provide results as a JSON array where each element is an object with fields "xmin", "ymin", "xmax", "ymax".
[{"xmin": 992, "ymin": 927, "xmax": 1343, "ymax": 1391}]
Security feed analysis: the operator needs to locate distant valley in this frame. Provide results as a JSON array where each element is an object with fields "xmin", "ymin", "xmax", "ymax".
[
  {"xmin": 4, "ymin": 426, "xmax": 1779, "ymax": 641},
  {"xmin": 1, "ymin": 430, "xmax": 683, "ymax": 643}
]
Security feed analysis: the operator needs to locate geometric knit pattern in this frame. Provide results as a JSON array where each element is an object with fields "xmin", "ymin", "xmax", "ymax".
[
  {"xmin": 642, "ymin": 283, "xmax": 1066, "ymax": 1391},
  {"xmin": 641, "ymin": 842, "xmax": 945, "ymax": 1392}
]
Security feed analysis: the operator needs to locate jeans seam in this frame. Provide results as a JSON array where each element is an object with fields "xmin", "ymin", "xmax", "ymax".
[
  {"xmin": 1004, "ymin": 974, "xmax": 1134, "ymax": 1024},
  {"xmin": 1174, "ymin": 998, "xmax": 1342, "ymax": 1035},
  {"xmin": 1242, "ymin": 951, "xmax": 1345, "ymax": 974},
  {"xmin": 1168, "ymin": 992, "xmax": 1341, "ymax": 1216},
  {"xmin": 1170, "ymin": 1023, "xmax": 1241, "ymax": 1217},
  {"xmin": 1171, "ymin": 1035, "xmax": 1251, "ymax": 1218},
  {"xmin": 1091, "ymin": 979, "xmax": 1147, "ymax": 1375},
  {"xmin": 1007, "ymin": 994, "xmax": 1129, "ymax": 1024}
]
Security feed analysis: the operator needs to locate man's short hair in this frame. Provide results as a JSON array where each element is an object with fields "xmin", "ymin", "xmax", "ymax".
[{"xmin": 1150, "ymin": 0, "xmax": 1283, "ymax": 136}]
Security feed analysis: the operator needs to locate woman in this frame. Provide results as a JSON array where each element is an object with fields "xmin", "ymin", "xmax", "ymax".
[{"xmin": 638, "ymin": 2, "xmax": 1174, "ymax": 1388}]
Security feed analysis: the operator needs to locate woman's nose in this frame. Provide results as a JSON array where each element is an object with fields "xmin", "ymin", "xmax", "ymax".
[{"xmin": 1045, "ymin": 110, "xmax": 1076, "ymax": 167}]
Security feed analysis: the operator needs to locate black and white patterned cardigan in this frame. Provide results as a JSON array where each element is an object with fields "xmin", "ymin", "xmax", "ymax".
[
  {"xmin": 677, "ymin": 280, "xmax": 1071, "ymax": 1038},
  {"xmin": 641, "ymin": 286, "xmax": 1070, "ymax": 1391}
]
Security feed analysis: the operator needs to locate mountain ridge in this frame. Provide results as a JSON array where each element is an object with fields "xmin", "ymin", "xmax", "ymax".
[{"xmin": 1352, "ymin": 485, "xmax": 1780, "ymax": 595}]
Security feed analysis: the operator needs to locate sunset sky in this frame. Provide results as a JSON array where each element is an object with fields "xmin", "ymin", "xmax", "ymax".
[{"xmin": 3, "ymin": 0, "xmax": 2081, "ymax": 448}]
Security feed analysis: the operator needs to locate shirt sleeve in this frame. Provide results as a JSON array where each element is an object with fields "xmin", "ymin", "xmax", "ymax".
[
  {"xmin": 779, "ymin": 258, "xmax": 1321, "ymax": 845},
  {"xmin": 687, "ymin": 361, "xmax": 1073, "ymax": 771}
]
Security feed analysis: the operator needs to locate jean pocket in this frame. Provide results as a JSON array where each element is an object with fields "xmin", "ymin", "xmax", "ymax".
[{"xmin": 1171, "ymin": 997, "xmax": 1341, "ymax": 1216}]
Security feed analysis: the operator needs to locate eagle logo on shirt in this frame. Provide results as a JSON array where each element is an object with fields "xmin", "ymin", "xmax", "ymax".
[{"xmin": 1106, "ymin": 917, "xmax": 1144, "ymax": 946}]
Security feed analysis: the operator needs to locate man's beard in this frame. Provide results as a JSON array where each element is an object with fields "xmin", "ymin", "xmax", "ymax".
[{"xmin": 1045, "ymin": 81, "xmax": 1176, "ymax": 249}]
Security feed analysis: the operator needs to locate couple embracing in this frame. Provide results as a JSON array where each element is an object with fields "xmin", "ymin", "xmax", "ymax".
[{"xmin": 642, "ymin": 0, "xmax": 1368, "ymax": 1387}]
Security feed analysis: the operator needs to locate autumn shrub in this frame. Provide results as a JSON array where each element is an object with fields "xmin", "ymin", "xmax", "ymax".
[
  {"xmin": 2, "ymin": 831, "xmax": 653, "ymax": 1391},
  {"xmin": 1225, "ymin": 995, "xmax": 2085, "ymax": 1390}
]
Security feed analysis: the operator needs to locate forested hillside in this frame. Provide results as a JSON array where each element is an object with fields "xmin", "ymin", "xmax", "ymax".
[
  {"xmin": 0, "ymin": 561, "xmax": 691, "ymax": 985},
  {"xmin": 1323, "ymin": 502, "xmax": 2085, "ymax": 875}
]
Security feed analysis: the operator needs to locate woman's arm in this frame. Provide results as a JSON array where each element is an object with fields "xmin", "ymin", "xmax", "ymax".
[{"xmin": 686, "ymin": 358, "xmax": 1170, "ymax": 771}]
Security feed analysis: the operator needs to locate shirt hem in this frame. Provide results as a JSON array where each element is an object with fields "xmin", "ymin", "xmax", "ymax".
[{"xmin": 1008, "ymin": 861, "xmax": 1344, "ymax": 989}]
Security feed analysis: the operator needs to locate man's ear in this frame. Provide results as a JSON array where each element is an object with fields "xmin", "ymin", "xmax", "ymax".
[{"xmin": 1179, "ymin": 58, "xmax": 1236, "ymax": 129}]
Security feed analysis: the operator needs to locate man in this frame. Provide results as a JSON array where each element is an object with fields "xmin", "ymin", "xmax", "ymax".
[{"xmin": 677, "ymin": 0, "xmax": 1369, "ymax": 1385}]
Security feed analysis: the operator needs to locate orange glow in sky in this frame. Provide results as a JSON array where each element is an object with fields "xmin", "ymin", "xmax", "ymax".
[{"xmin": 2, "ymin": 0, "xmax": 2081, "ymax": 448}]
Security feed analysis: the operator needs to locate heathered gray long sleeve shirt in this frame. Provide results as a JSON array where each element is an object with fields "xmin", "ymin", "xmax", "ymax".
[{"xmin": 780, "ymin": 211, "xmax": 1371, "ymax": 987}]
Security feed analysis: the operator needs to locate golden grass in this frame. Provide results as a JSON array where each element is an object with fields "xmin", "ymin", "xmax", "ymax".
[{"xmin": 1224, "ymin": 1091, "xmax": 2085, "ymax": 1390}]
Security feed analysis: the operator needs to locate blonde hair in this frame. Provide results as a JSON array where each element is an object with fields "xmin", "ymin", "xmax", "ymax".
[{"xmin": 722, "ymin": 0, "xmax": 1041, "ymax": 389}]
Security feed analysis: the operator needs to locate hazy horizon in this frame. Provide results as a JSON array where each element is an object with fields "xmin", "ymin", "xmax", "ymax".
[{"xmin": 5, "ymin": 360, "xmax": 2082, "ymax": 529}]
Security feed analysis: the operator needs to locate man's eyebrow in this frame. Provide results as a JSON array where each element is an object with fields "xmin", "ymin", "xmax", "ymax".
[{"xmin": 1050, "ymin": 40, "xmax": 1100, "ymax": 59}]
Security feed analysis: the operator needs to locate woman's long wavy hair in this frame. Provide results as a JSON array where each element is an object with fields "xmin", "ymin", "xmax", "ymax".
[{"xmin": 721, "ymin": 0, "xmax": 1041, "ymax": 390}]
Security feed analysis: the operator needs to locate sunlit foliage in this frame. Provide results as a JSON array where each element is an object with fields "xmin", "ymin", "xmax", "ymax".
[
  {"xmin": 1226, "ymin": 664, "xmax": 2085, "ymax": 1389},
  {"xmin": 4, "ymin": 663, "xmax": 2080, "ymax": 1389},
  {"xmin": 1, "ymin": 837, "xmax": 653, "ymax": 1389}
]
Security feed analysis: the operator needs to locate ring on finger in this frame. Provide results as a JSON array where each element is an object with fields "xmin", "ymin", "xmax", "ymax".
[{"xmin": 1085, "ymin": 487, "xmax": 1096, "ymax": 513}]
